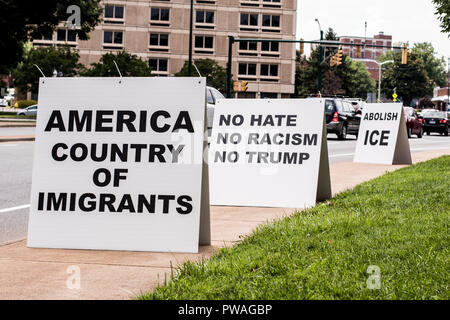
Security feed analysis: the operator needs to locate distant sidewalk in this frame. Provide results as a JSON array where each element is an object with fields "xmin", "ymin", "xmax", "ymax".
[{"xmin": 0, "ymin": 148, "xmax": 449, "ymax": 300}]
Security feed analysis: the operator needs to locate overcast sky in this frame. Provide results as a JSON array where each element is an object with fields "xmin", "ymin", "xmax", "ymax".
[{"xmin": 297, "ymin": 0, "xmax": 449, "ymax": 65}]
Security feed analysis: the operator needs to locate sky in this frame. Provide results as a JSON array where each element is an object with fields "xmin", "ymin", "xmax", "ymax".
[{"xmin": 297, "ymin": 0, "xmax": 449, "ymax": 66}]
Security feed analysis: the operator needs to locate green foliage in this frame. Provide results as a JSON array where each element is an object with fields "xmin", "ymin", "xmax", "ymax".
[
  {"xmin": 12, "ymin": 46, "xmax": 83, "ymax": 94},
  {"xmin": 15, "ymin": 100, "xmax": 37, "ymax": 109},
  {"xmin": 176, "ymin": 59, "xmax": 228, "ymax": 94},
  {"xmin": 140, "ymin": 156, "xmax": 450, "ymax": 300},
  {"xmin": 81, "ymin": 51, "xmax": 153, "ymax": 77},
  {"xmin": 379, "ymin": 42, "xmax": 447, "ymax": 105},
  {"xmin": 0, "ymin": 0, "xmax": 102, "ymax": 73},
  {"xmin": 432, "ymin": 0, "xmax": 450, "ymax": 35},
  {"xmin": 295, "ymin": 48, "xmax": 376, "ymax": 98}
]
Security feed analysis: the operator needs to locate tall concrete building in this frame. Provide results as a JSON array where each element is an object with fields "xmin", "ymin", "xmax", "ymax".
[{"xmin": 33, "ymin": 0, "xmax": 297, "ymax": 98}]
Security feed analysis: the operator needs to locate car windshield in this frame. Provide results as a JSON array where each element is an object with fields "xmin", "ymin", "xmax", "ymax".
[{"xmin": 422, "ymin": 111, "xmax": 445, "ymax": 118}]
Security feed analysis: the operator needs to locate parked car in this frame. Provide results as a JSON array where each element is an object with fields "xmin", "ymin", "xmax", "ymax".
[
  {"xmin": 324, "ymin": 98, "xmax": 360, "ymax": 140},
  {"xmin": 17, "ymin": 104, "xmax": 38, "ymax": 116},
  {"xmin": 206, "ymin": 86, "xmax": 225, "ymax": 138},
  {"xmin": 403, "ymin": 107, "xmax": 423, "ymax": 138},
  {"xmin": 421, "ymin": 110, "xmax": 449, "ymax": 136}
]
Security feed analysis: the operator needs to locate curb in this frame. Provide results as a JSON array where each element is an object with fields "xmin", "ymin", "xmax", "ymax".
[{"xmin": 0, "ymin": 136, "xmax": 35, "ymax": 143}]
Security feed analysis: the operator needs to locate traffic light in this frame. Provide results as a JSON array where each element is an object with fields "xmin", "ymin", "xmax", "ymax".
[
  {"xmin": 401, "ymin": 45, "xmax": 408, "ymax": 64},
  {"xmin": 330, "ymin": 55, "xmax": 336, "ymax": 67},
  {"xmin": 299, "ymin": 39, "xmax": 305, "ymax": 56},
  {"xmin": 233, "ymin": 81, "xmax": 248, "ymax": 92},
  {"xmin": 336, "ymin": 49, "xmax": 343, "ymax": 65},
  {"xmin": 241, "ymin": 81, "xmax": 248, "ymax": 92},
  {"xmin": 355, "ymin": 45, "xmax": 361, "ymax": 58}
]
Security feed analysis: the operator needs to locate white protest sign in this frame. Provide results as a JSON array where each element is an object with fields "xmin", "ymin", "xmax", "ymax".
[
  {"xmin": 354, "ymin": 103, "xmax": 411, "ymax": 165},
  {"xmin": 209, "ymin": 99, "xmax": 331, "ymax": 209},
  {"xmin": 27, "ymin": 77, "xmax": 210, "ymax": 253}
]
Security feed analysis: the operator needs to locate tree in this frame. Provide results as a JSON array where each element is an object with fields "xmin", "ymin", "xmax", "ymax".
[
  {"xmin": 379, "ymin": 42, "xmax": 447, "ymax": 105},
  {"xmin": 0, "ymin": 0, "xmax": 102, "ymax": 73},
  {"xmin": 295, "ymin": 47, "xmax": 376, "ymax": 98},
  {"xmin": 411, "ymin": 42, "xmax": 447, "ymax": 87},
  {"xmin": 12, "ymin": 46, "xmax": 83, "ymax": 95},
  {"xmin": 432, "ymin": 0, "xmax": 450, "ymax": 35},
  {"xmin": 81, "ymin": 51, "xmax": 153, "ymax": 77},
  {"xmin": 418, "ymin": 96, "xmax": 435, "ymax": 109},
  {"xmin": 175, "ymin": 59, "xmax": 228, "ymax": 93}
]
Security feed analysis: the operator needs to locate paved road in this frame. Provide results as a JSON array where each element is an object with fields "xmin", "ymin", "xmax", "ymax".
[{"xmin": 1, "ymin": 134, "xmax": 449, "ymax": 244}]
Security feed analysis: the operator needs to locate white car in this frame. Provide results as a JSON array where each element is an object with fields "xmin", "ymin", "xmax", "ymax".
[
  {"xmin": 17, "ymin": 104, "xmax": 38, "ymax": 116},
  {"xmin": 206, "ymin": 86, "xmax": 225, "ymax": 138}
]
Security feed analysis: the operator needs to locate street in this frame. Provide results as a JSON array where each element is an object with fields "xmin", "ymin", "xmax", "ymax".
[{"xmin": 1, "ymin": 134, "xmax": 449, "ymax": 245}]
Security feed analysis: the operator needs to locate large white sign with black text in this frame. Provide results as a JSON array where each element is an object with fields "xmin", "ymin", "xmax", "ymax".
[
  {"xmin": 354, "ymin": 103, "xmax": 411, "ymax": 165},
  {"xmin": 27, "ymin": 77, "xmax": 210, "ymax": 253},
  {"xmin": 209, "ymin": 99, "xmax": 331, "ymax": 208}
]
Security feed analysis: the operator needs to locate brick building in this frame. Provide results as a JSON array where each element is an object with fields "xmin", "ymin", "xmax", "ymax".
[{"xmin": 33, "ymin": 0, "xmax": 297, "ymax": 98}]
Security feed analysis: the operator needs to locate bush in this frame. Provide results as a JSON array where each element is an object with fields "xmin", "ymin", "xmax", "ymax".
[{"xmin": 14, "ymin": 100, "xmax": 37, "ymax": 109}]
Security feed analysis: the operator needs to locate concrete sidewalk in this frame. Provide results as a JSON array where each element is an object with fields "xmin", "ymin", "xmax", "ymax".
[{"xmin": 0, "ymin": 149, "xmax": 449, "ymax": 300}]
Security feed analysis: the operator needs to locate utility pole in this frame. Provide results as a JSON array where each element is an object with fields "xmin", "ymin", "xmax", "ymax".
[{"xmin": 315, "ymin": 19, "xmax": 323, "ymax": 95}]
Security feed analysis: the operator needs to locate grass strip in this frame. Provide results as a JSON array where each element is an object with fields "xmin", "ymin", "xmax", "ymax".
[{"xmin": 140, "ymin": 156, "xmax": 450, "ymax": 300}]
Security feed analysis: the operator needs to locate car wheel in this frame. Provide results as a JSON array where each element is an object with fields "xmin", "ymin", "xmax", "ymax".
[
  {"xmin": 18, "ymin": 113, "xmax": 25, "ymax": 116},
  {"xmin": 407, "ymin": 127, "xmax": 412, "ymax": 138},
  {"xmin": 417, "ymin": 127, "xmax": 423, "ymax": 138},
  {"xmin": 426, "ymin": 131, "xmax": 430, "ymax": 136},
  {"xmin": 338, "ymin": 125, "xmax": 347, "ymax": 140},
  {"xmin": 445, "ymin": 127, "xmax": 449, "ymax": 136}
]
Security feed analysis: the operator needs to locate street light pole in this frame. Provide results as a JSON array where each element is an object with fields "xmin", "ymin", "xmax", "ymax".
[{"xmin": 377, "ymin": 60, "xmax": 394, "ymax": 102}]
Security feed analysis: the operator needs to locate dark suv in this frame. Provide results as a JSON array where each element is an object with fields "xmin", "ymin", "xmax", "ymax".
[{"xmin": 324, "ymin": 99, "xmax": 360, "ymax": 140}]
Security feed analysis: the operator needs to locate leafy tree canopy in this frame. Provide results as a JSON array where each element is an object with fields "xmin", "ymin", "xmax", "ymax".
[
  {"xmin": 12, "ymin": 46, "xmax": 83, "ymax": 94},
  {"xmin": 295, "ymin": 45, "xmax": 376, "ymax": 99},
  {"xmin": 81, "ymin": 51, "xmax": 153, "ymax": 77},
  {"xmin": 378, "ymin": 42, "xmax": 447, "ymax": 105},
  {"xmin": 432, "ymin": 0, "xmax": 450, "ymax": 35},
  {"xmin": 0, "ymin": 0, "xmax": 102, "ymax": 73},
  {"xmin": 176, "ymin": 59, "xmax": 228, "ymax": 94}
]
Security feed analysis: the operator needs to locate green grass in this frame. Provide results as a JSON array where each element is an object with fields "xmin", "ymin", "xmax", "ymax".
[
  {"xmin": 140, "ymin": 156, "xmax": 450, "ymax": 300},
  {"xmin": 0, "ymin": 113, "xmax": 36, "ymax": 120}
]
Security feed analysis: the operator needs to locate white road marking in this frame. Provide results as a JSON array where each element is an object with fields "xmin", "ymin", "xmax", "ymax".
[
  {"xmin": 0, "ymin": 204, "xmax": 30, "ymax": 213},
  {"xmin": 0, "ymin": 144, "xmax": 18, "ymax": 147},
  {"xmin": 329, "ymin": 153, "xmax": 355, "ymax": 158}
]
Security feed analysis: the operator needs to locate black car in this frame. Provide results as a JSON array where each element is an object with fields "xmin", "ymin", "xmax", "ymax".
[
  {"xmin": 421, "ymin": 110, "xmax": 449, "ymax": 136},
  {"xmin": 324, "ymin": 99, "xmax": 361, "ymax": 140}
]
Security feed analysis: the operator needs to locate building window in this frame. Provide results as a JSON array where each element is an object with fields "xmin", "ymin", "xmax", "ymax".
[
  {"xmin": 149, "ymin": 58, "xmax": 168, "ymax": 74},
  {"xmin": 239, "ymin": 40, "xmax": 258, "ymax": 56},
  {"xmin": 240, "ymin": 13, "xmax": 258, "ymax": 31},
  {"xmin": 149, "ymin": 33, "xmax": 169, "ymax": 52},
  {"xmin": 262, "ymin": 14, "xmax": 280, "ymax": 31},
  {"xmin": 260, "ymin": 64, "xmax": 278, "ymax": 77},
  {"xmin": 262, "ymin": 0, "xmax": 281, "ymax": 7},
  {"xmin": 194, "ymin": 35, "xmax": 214, "ymax": 54},
  {"xmin": 238, "ymin": 63, "xmax": 257, "ymax": 76},
  {"xmin": 150, "ymin": 8, "xmax": 170, "ymax": 26},
  {"xmin": 196, "ymin": 10, "xmax": 214, "ymax": 29},
  {"xmin": 103, "ymin": 31, "xmax": 123, "ymax": 46},
  {"xmin": 56, "ymin": 29, "xmax": 77, "ymax": 42},
  {"xmin": 261, "ymin": 41, "xmax": 279, "ymax": 56},
  {"xmin": 104, "ymin": 5, "xmax": 124, "ymax": 23}
]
